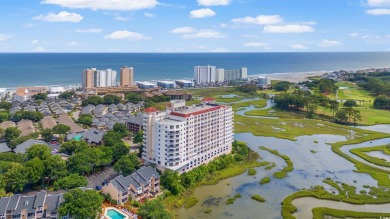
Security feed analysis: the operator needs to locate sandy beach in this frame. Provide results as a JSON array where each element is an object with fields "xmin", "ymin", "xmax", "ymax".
[{"xmin": 251, "ymin": 71, "xmax": 330, "ymax": 83}]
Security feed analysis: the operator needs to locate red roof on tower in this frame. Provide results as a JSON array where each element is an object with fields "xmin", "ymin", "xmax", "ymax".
[{"xmin": 144, "ymin": 107, "xmax": 159, "ymax": 113}]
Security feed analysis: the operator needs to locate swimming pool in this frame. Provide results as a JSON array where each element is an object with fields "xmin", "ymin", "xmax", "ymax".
[{"xmin": 106, "ymin": 209, "xmax": 127, "ymax": 219}]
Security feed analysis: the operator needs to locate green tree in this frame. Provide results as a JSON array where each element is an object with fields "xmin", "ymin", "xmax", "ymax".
[
  {"xmin": 0, "ymin": 102, "xmax": 12, "ymax": 110},
  {"xmin": 103, "ymin": 131, "xmax": 123, "ymax": 147},
  {"xmin": 113, "ymin": 153, "xmax": 140, "ymax": 176},
  {"xmin": 236, "ymin": 83, "xmax": 257, "ymax": 95},
  {"xmin": 44, "ymin": 155, "xmax": 68, "ymax": 186},
  {"xmin": 67, "ymin": 147, "xmax": 112, "ymax": 174},
  {"xmin": 59, "ymin": 188, "xmax": 104, "ymax": 219},
  {"xmin": 273, "ymin": 81, "xmax": 292, "ymax": 92},
  {"xmin": 58, "ymin": 91, "xmax": 75, "ymax": 99},
  {"xmin": 161, "ymin": 171, "xmax": 184, "ymax": 195},
  {"xmin": 103, "ymin": 94, "xmax": 121, "ymax": 104},
  {"xmin": 329, "ymin": 100, "xmax": 339, "ymax": 117},
  {"xmin": 54, "ymin": 174, "xmax": 87, "ymax": 191},
  {"xmin": 59, "ymin": 140, "xmax": 89, "ymax": 155},
  {"xmin": 0, "ymin": 127, "xmax": 4, "ymax": 139},
  {"xmin": 4, "ymin": 162, "xmax": 27, "ymax": 192},
  {"xmin": 53, "ymin": 124, "xmax": 71, "ymax": 135},
  {"xmin": 113, "ymin": 123, "xmax": 129, "ymax": 138},
  {"xmin": 374, "ymin": 95, "xmax": 390, "ymax": 109},
  {"xmin": 112, "ymin": 142, "xmax": 129, "ymax": 161},
  {"xmin": 335, "ymin": 109, "xmax": 348, "ymax": 123},
  {"xmin": 41, "ymin": 128, "xmax": 54, "ymax": 142},
  {"xmin": 125, "ymin": 92, "xmax": 142, "ymax": 103},
  {"xmin": 77, "ymin": 114, "xmax": 92, "ymax": 126},
  {"xmin": 26, "ymin": 144, "xmax": 51, "ymax": 160},
  {"xmin": 138, "ymin": 199, "xmax": 173, "ymax": 219},
  {"xmin": 344, "ymin": 100, "xmax": 357, "ymax": 107},
  {"xmin": 32, "ymin": 93, "xmax": 48, "ymax": 101},
  {"xmin": 25, "ymin": 158, "xmax": 44, "ymax": 184},
  {"xmin": 4, "ymin": 127, "xmax": 21, "ymax": 150},
  {"xmin": 317, "ymin": 79, "xmax": 338, "ymax": 95},
  {"xmin": 82, "ymin": 96, "xmax": 103, "ymax": 106},
  {"xmin": 0, "ymin": 112, "xmax": 9, "ymax": 123},
  {"xmin": 133, "ymin": 131, "xmax": 143, "ymax": 144}
]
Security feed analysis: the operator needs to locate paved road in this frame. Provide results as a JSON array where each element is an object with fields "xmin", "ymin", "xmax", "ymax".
[{"xmin": 86, "ymin": 165, "xmax": 118, "ymax": 189}]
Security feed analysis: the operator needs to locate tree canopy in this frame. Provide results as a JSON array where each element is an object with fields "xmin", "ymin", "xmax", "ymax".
[
  {"xmin": 273, "ymin": 81, "xmax": 292, "ymax": 92},
  {"xmin": 54, "ymin": 174, "xmax": 87, "ymax": 191},
  {"xmin": 53, "ymin": 124, "xmax": 71, "ymax": 135},
  {"xmin": 137, "ymin": 199, "xmax": 173, "ymax": 219},
  {"xmin": 82, "ymin": 96, "xmax": 103, "ymax": 106},
  {"xmin": 59, "ymin": 188, "xmax": 104, "ymax": 219},
  {"xmin": 113, "ymin": 153, "xmax": 140, "ymax": 176},
  {"xmin": 113, "ymin": 123, "xmax": 129, "ymax": 138},
  {"xmin": 59, "ymin": 140, "xmax": 89, "ymax": 155},
  {"xmin": 77, "ymin": 114, "xmax": 92, "ymax": 126},
  {"xmin": 32, "ymin": 93, "xmax": 48, "ymax": 101},
  {"xmin": 103, "ymin": 94, "xmax": 121, "ymax": 105}
]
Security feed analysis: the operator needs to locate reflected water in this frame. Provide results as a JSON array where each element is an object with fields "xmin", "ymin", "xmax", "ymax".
[{"xmin": 176, "ymin": 133, "xmax": 379, "ymax": 219}]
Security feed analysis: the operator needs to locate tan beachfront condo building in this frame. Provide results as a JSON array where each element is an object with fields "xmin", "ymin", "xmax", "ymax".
[
  {"xmin": 82, "ymin": 68, "xmax": 94, "ymax": 89},
  {"xmin": 120, "ymin": 66, "xmax": 134, "ymax": 87}
]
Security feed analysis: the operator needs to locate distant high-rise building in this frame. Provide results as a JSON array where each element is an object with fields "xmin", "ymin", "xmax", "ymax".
[
  {"xmin": 82, "ymin": 68, "xmax": 95, "ymax": 89},
  {"xmin": 218, "ymin": 67, "xmax": 247, "ymax": 82},
  {"xmin": 82, "ymin": 68, "xmax": 117, "ymax": 90},
  {"xmin": 120, "ymin": 66, "xmax": 134, "ymax": 87},
  {"xmin": 194, "ymin": 65, "xmax": 216, "ymax": 84}
]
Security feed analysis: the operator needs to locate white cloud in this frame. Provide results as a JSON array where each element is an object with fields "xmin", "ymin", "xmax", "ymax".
[
  {"xmin": 0, "ymin": 34, "xmax": 13, "ymax": 41},
  {"xmin": 290, "ymin": 44, "xmax": 308, "ymax": 49},
  {"xmin": 317, "ymin": 39, "xmax": 343, "ymax": 47},
  {"xmin": 41, "ymin": 0, "xmax": 159, "ymax": 11},
  {"xmin": 33, "ymin": 46, "xmax": 47, "ymax": 52},
  {"xmin": 104, "ymin": 30, "xmax": 150, "ymax": 41},
  {"xmin": 197, "ymin": 0, "xmax": 230, "ymax": 6},
  {"xmin": 263, "ymin": 25, "xmax": 314, "ymax": 33},
  {"xmin": 232, "ymin": 15, "xmax": 282, "ymax": 25},
  {"xmin": 183, "ymin": 29, "xmax": 223, "ymax": 39},
  {"xmin": 210, "ymin": 47, "xmax": 229, "ymax": 52},
  {"xmin": 366, "ymin": 8, "xmax": 390, "ymax": 15},
  {"xmin": 32, "ymin": 39, "xmax": 39, "ymax": 44},
  {"xmin": 349, "ymin": 32, "xmax": 359, "ymax": 37},
  {"xmin": 366, "ymin": 0, "xmax": 390, "ymax": 7},
  {"xmin": 244, "ymin": 42, "xmax": 268, "ymax": 47},
  {"xmin": 171, "ymin": 26, "xmax": 194, "ymax": 34},
  {"xmin": 190, "ymin": 8, "xmax": 216, "ymax": 18},
  {"xmin": 33, "ymin": 11, "xmax": 83, "ymax": 22},
  {"xmin": 76, "ymin": 28, "xmax": 102, "ymax": 33},
  {"xmin": 144, "ymin": 12, "xmax": 155, "ymax": 18},
  {"xmin": 114, "ymin": 14, "xmax": 128, "ymax": 21},
  {"xmin": 67, "ymin": 41, "xmax": 80, "ymax": 46}
]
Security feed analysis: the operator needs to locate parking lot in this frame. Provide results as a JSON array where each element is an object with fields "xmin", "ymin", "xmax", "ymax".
[{"xmin": 86, "ymin": 165, "xmax": 118, "ymax": 189}]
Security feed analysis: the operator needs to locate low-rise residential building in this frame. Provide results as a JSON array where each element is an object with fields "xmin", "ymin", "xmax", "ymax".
[
  {"xmin": 157, "ymin": 81, "xmax": 175, "ymax": 89},
  {"xmin": 126, "ymin": 115, "xmax": 143, "ymax": 134},
  {"xmin": 175, "ymin": 80, "xmax": 194, "ymax": 88},
  {"xmin": 162, "ymin": 90, "xmax": 193, "ymax": 101},
  {"xmin": 102, "ymin": 166, "xmax": 160, "ymax": 204},
  {"xmin": 142, "ymin": 99, "xmax": 233, "ymax": 173},
  {"xmin": 13, "ymin": 86, "xmax": 47, "ymax": 102},
  {"xmin": 136, "ymin": 82, "xmax": 156, "ymax": 89},
  {"xmin": 0, "ymin": 191, "xmax": 68, "ymax": 219}
]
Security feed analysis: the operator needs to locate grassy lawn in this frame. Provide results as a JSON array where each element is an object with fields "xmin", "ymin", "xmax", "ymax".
[
  {"xmin": 183, "ymin": 87, "xmax": 253, "ymax": 98},
  {"xmin": 234, "ymin": 114, "xmax": 359, "ymax": 141},
  {"xmin": 245, "ymin": 108, "xmax": 277, "ymax": 117},
  {"xmin": 333, "ymin": 82, "xmax": 374, "ymax": 102},
  {"xmin": 215, "ymin": 96, "xmax": 244, "ymax": 103},
  {"xmin": 313, "ymin": 207, "xmax": 390, "ymax": 219},
  {"xmin": 231, "ymin": 99, "xmax": 267, "ymax": 112}
]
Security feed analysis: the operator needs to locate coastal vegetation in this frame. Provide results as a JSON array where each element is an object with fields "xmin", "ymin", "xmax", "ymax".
[
  {"xmin": 161, "ymin": 141, "xmax": 264, "ymax": 209},
  {"xmin": 247, "ymin": 168, "xmax": 257, "ymax": 175},
  {"xmin": 251, "ymin": 194, "xmax": 266, "ymax": 202},
  {"xmin": 350, "ymin": 145, "xmax": 390, "ymax": 168},
  {"xmin": 260, "ymin": 177, "xmax": 271, "ymax": 185},
  {"xmin": 259, "ymin": 146, "xmax": 294, "ymax": 179}
]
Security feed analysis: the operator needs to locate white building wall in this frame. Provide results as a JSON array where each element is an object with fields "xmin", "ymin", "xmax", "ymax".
[
  {"xmin": 194, "ymin": 66, "xmax": 216, "ymax": 84},
  {"xmin": 143, "ymin": 103, "xmax": 233, "ymax": 173}
]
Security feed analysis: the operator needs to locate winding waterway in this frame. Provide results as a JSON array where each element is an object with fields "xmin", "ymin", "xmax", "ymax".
[{"xmin": 176, "ymin": 133, "xmax": 380, "ymax": 218}]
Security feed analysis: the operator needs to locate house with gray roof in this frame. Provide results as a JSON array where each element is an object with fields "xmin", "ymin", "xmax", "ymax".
[
  {"xmin": 13, "ymin": 139, "xmax": 48, "ymax": 154},
  {"xmin": 102, "ymin": 166, "xmax": 160, "ymax": 204},
  {"xmin": 0, "ymin": 191, "xmax": 70, "ymax": 219}
]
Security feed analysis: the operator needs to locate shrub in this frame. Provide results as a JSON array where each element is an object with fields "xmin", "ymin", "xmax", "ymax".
[
  {"xmin": 260, "ymin": 177, "xmax": 270, "ymax": 185},
  {"xmin": 251, "ymin": 194, "xmax": 265, "ymax": 202},
  {"xmin": 248, "ymin": 168, "xmax": 257, "ymax": 176}
]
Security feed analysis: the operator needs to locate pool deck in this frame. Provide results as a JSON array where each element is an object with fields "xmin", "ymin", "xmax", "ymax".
[{"xmin": 102, "ymin": 206, "xmax": 138, "ymax": 219}]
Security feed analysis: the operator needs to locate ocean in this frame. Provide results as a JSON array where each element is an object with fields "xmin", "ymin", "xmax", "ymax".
[{"xmin": 0, "ymin": 52, "xmax": 389, "ymax": 88}]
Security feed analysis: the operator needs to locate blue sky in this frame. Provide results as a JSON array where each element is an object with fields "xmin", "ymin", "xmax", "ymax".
[{"xmin": 0, "ymin": 0, "xmax": 389, "ymax": 52}]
